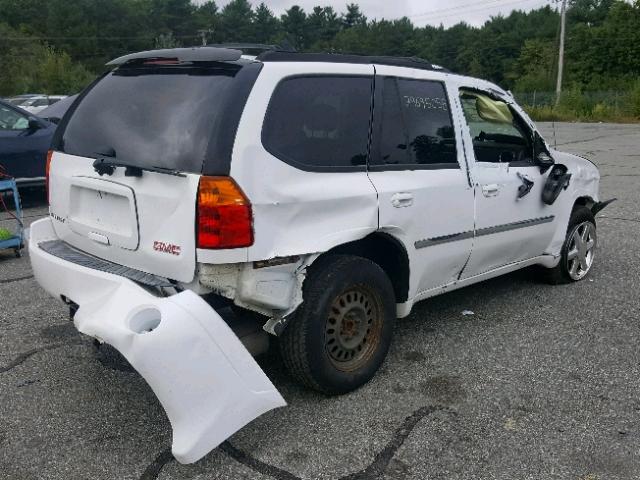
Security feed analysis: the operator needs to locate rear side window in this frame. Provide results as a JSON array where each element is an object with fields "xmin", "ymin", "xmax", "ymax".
[
  {"xmin": 371, "ymin": 77, "xmax": 457, "ymax": 169},
  {"xmin": 262, "ymin": 76, "xmax": 373, "ymax": 171},
  {"xmin": 58, "ymin": 62, "xmax": 260, "ymax": 175}
]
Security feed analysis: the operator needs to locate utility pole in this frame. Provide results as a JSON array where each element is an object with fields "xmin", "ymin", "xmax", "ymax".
[{"xmin": 555, "ymin": 0, "xmax": 567, "ymax": 106}]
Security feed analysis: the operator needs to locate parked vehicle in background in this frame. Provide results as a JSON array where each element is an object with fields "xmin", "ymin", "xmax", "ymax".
[
  {"xmin": 38, "ymin": 94, "xmax": 78, "ymax": 124},
  {"xmin": 30, "ymin": 46, "xmax": 613, "ymax": 465},
  {"xmin": 14, "ymin": 95, "xmax": 68, "ymax": 115},
  {"xmin": 0, "ymin": 99, "xmax": 56, "ymax": 186},
  {"xmin": 5, "ymin": 94, "xmax": 42, "ymax": 106}
]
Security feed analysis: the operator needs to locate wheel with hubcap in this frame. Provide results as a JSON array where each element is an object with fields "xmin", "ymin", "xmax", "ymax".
[
  {"xmin": 280, "ymin": 254, "xmax": 395, "ymax": 394},
  {"xmin": 541, "ymin": 206, "xmax": 597, "ymax": 284}
]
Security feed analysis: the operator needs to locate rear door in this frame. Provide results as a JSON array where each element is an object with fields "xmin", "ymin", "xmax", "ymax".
[
  {"xmin": 367, "ymin": 66, "xmax": 475, "ymax": 299},
  {"xmin": 49, "ymin": 60, "xmax": 261, "ymax": 283}
]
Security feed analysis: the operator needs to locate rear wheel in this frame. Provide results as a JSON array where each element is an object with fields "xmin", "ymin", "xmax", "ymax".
[
  {"xmin": 542, "ymin": 206, "xmax": 597, "ymax": 284},
  {"xmin": 280, "ymin": 254, "xmax": 395, "ymax": 395}
]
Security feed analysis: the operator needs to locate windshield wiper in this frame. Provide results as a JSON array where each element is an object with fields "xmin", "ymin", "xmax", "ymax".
[{"xmin": 92, "ymin": 157, "xmax": 186, "ymax": 177}]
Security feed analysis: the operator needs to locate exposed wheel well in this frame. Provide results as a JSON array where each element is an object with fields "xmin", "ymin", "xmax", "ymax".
[
  {"xmin": 575, "ymin": 196, "xmax": 595, "ymax": 210},
  {"xmin": 323, "ymin": 232, "xmax": 410, "ymax": 303}
]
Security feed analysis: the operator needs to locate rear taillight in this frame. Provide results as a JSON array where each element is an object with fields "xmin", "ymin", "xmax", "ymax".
[
  {"xmin": 45, "ymin": 150, "xmax": 53, "ymax": 204},
  {"xmin": 197, "ymin": 176, "xmax": 253, "ymax": 249}
]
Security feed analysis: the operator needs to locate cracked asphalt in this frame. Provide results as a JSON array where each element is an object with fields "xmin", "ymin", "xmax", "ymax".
[{"xmin": 1, "ymin": 122, "xmax": 639, "ymax": 480}]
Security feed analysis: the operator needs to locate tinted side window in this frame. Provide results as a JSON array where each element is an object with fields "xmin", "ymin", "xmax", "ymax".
[
  {"xmin": 262, "ymin": 76, "xmax": 372, "ymax": 170},
  {"xmin": 372, "ymin": 77, "xmax": 457, "ymax": 168}
]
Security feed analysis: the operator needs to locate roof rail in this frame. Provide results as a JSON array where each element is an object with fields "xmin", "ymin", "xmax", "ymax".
[
  {"xmin": 207, "ymin": 43, "xmax": 296, "ymax": 54},
  {"xmin": 256, "ymin": 51, "xmax": 449, "ymax": 73}
]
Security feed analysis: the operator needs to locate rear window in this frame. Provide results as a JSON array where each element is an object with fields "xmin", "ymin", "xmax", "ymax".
[
  {"xmin": 262, "ymin": 76, "xmax": 373, "ymax": 171},
  {"xmin": 59, "ymin": 62, "xmax": 260, "ymax": 174}
]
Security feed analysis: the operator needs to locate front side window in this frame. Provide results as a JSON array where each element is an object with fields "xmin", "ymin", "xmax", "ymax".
[
  {"xmin": 262, "ymin": 76, "xmax": 373, "ymax": 170},
  {"xmin": 459, "ymin": 89, "xmax": 533, "ymax": 164},
  {"xmin": 0, "ymin": 105, "xmax": 28, "ymax": 131},
  {"xmin": 372, "ymin": 77, "xmax": 458, "ymax": 168}
]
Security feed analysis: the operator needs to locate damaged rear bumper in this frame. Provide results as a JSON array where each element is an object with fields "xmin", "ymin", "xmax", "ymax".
[{"xmin": 29, "ymin": 218, "xmax": 286, "ymax": 464}]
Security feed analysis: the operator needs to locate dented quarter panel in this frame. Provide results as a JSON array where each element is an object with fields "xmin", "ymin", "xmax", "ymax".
[{"xmin": 225, "ymin": 62, "xmax": 379, "ymax": 263}]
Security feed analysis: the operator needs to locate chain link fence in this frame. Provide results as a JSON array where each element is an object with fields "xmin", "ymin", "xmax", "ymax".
[{"xmin": 513, "ymin": 90, "xmax": 640, "ymax": 122}]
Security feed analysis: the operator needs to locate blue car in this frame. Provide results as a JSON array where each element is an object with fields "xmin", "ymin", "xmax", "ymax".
[{"xmin": 0, "ymin": 99, "xmax": 56, "ymax": 186}]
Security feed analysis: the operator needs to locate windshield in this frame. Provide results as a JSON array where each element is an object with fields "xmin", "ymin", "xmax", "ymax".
[{"xmin": 59, "ymin": 62, "xmax": 257, "ymax": 174}]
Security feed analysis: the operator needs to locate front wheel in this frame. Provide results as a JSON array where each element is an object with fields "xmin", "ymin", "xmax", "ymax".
[
  {"xmin": 542, "ymin": 206, "xmax": 597, "ymax": 284},
  {"xmin": 280, "ymin": 254, "xmax": 396, "ymax": 395}
]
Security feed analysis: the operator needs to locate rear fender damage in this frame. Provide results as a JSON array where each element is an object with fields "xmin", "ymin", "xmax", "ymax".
[{"xmin": 198, "ymin": 254, "xmax": 320, "ymax": 335}]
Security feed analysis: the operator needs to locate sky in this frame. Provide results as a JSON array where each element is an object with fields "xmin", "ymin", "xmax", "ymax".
[{"xmin": 214, "ymin": 0, "xmax": 556, "ymax": 27}]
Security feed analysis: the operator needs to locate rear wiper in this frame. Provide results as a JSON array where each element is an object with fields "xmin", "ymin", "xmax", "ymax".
[{"xmin": 92, "ymin": 158, "xmax": 186, "ymax": 178}]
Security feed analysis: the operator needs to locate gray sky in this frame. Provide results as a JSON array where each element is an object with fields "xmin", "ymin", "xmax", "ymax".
[{"xmin": 215, "ymin": 0, "xmax": 556, "ymax": 27}]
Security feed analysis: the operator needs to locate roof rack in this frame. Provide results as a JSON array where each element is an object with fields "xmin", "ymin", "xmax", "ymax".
[
  {"xmin": 207, "ymin": 43, "xmax": 296, "ymax": 55},
  {"xmin": 256, "ymin": 51, "xmax": 449, "ymax": 73}
]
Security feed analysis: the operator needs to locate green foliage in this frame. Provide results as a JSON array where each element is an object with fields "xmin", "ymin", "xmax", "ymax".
[
  {"xmin": 280, "ymin": 6, "xmax": 307, "ymax": 50},
  {"xmin": 0, "ymin": 23, "xmax": 95, "ymax": 96},
  {"xmin": 218, "ymin": 0, "xmax": 254, "ymax": 43},
  {"xmin": 0, "ymin": 0, "xmax": 637, "ymax": 122},
  {"xmin": 253, "ymin": 3, "xmax": 279, "ymax": 43}
]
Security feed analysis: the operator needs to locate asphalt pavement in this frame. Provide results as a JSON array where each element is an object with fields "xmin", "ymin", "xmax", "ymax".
[{"xmin": 1, "ymin": 122, "xmax": 639, "ymax": 479}]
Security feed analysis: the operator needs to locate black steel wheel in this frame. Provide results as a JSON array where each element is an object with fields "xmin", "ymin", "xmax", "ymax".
[{"xmin": 280, "ymin": 254, "xmax": 395, "ymax": 395}]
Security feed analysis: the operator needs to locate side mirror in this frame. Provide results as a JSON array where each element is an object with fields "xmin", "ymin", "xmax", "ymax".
[
  {"xmin": 28, "ymin": 117, "xmax": 42, "ymax": 130},
  {"xmin": 536, "ymin": 151, "xmax": 554, "ymax": 172}
]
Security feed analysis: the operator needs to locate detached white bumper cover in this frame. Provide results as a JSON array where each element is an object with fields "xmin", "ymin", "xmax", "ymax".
[{"xmin": 29, "ymin": 218, "xmax": 286, "ymax": 464}]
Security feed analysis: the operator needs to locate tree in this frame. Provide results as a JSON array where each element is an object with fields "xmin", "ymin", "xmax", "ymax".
[
  {"xmin": 217, "ymin": 0, "xmax": 254, "ymax": 42},
  {"xmin": 281, "ymin": 6, "xmax": 307, "ymax": 50},
  {"xmin": 568, "ymin": 0, "xmax": 615, "ymax": 25},
  {"xmin": 511, "ymin": 38, "xmax": 557, "ymax": 92},
  {"xmin": 0, "ymin": 23, "xmax": 95, "ymax": 96},
  {"xmin": 194, "ymin": 1, "xmax": 218, "ymax": 32},
  {"xmin": 253, "ymin": 3, "xmax": 279, "ymax": 43},
  {"xmin": 342, "ymin": 3, "xmax": 367, "ymax": 29}
]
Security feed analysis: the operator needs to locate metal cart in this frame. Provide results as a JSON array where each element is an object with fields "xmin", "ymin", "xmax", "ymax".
[{"xmin": 0, "ymin": 178, "xmax": 24, "ymax": 258}]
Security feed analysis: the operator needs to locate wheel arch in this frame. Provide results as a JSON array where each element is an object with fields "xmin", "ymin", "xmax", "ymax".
[
  {"xmin": 318, "ymin": 231, "xmax": 411, "ymax": 303},
  {"xmin": 574, "ymin": 195, "xmax": 596, "ymax": 210}
]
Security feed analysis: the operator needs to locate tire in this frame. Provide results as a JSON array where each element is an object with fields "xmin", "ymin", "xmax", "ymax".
[
  {"xmin": 541, "ymin": 206, "xmax": 597, "ymax": 284},
  {"xmin": 280, "ymin": 254, "xmax": 396, "ymax": 395}
]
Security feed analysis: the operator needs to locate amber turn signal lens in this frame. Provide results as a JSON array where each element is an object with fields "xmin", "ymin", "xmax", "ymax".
[
  {"xmin": 197, "ymin": 176, "xmax": 253, "ymax": 249},
  {"xmin": 45, "ymin": 150, "xmax": 54, "ymax": 204}
]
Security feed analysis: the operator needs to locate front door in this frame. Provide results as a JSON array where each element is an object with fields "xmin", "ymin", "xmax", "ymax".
[
  {"xmin": 456, "ymin": 88, "xmax": 558, "ymax": 278},
  {"xmin": 368, "ymin": 67, "xmax": 475, "ymax": 300}
]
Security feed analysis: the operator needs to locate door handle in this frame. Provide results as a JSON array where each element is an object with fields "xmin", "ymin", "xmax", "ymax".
[
  {"xmin": 391, "ymin": 192, "xmax": 414, "ymax": 208},
  {"xmin": 482, "ymin": 184, "xmax": 500, "ymax": 197}
]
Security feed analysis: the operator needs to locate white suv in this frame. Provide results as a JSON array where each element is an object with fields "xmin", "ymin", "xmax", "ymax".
[{"xmin": 29, "ymin": 46, "xmax": 612, "ymax": 463}]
